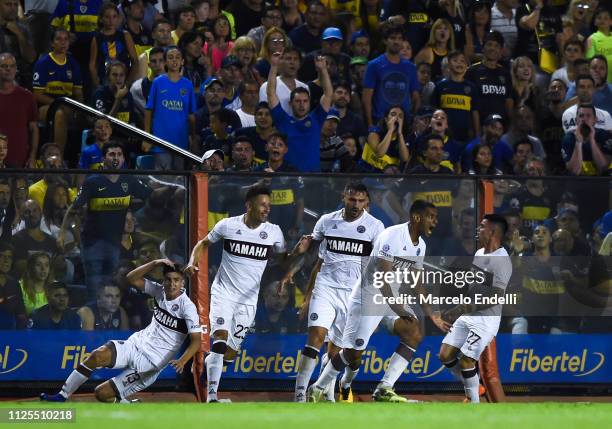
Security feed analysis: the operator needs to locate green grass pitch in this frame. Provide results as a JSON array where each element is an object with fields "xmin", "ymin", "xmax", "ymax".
[{"xmin": 2, "ymin": 402, "xmax": 612, "ymax": 429}]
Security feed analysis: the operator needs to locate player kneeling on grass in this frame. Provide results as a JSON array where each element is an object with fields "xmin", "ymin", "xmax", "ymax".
[
  {"xmin": 438, "ymin": 214, "xmax": 512, "ymax": 403},
  {"xmin": 40, "ymin": 259, "xmax": 202, "ymax": 403},
  {"xmin": 309, "ymin": 200, "xmax": 450, "ymax": 403}
]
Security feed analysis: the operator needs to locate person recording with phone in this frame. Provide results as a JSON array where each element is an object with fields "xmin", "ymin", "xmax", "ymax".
[{"xmin": 561, "ymin": 103, "xmax": 612, "ymax": 176}]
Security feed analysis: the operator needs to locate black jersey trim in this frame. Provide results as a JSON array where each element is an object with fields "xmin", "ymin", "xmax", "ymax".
[{"xmin": 153, "ymin": 299, "xmax": 188, "ymax": 334}]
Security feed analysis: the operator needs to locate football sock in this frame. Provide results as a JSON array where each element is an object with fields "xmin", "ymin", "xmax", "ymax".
[
  {"xmin": 340, "ymin": 364, "xmax": 360, "ymax": 390},
  {"xmin": 314, "ymin": 351, "xmax": 347, "ymax": 390},
  {"xmin": 295, "ymin": 346, "xmax": 319, "ymax": 402},
  {"xmin": 380, "ymin": 344, "xmax": 415, "ymax": 389},
  {"xmin": 206, "ymin": 352, "xmax": 224, "ymax": 402},
  {"xmin": 461, "ymin": 367, "xmax": 480, "ymax": 403},
  {"xmin": 60, "ymin": 363, "xmax": 93, "ymax": 398}
]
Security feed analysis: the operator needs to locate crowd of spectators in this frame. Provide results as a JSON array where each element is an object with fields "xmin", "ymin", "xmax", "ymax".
[{"xmin": 0, "ymin": 0, "xmax": 610, "ymax": 334}]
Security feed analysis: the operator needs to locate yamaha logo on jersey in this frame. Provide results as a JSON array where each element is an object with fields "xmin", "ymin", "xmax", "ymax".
[
  {"xmin": 357, "ymin": 225, "xmax": 366, "ymax": 233},
  {"xmin": 153, "ymin": 299, "xmax": 188, "ymax": 334},
  {"xmin": 260, "ymin": 231, "xmax": 268, "ymax": 239},
  {"xmin": 310, "ymin": 313, "xmax": 318, "ymax": 321},
  {"xmin": 121, "ymin": 182, "xmax": 129, "ymax": 192},
  {"xmin": 217, "ymin": 317, "xmax": 225, "ymax": 325},
  {"xmin": 172, "ymin": 304, "xmax": 179, "ymax": 311},
  {"xmin": 325, "ymin": 236, "xmax": 372, "ymax": 256},
  {"xmin": 225, "ymin": 239, "xmax": 272, "ymax": 260}
]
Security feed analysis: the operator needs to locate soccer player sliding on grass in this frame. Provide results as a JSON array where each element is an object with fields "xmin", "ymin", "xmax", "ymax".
[
  {"xmin": 438, "ymin": 214, "xmax": 512, "ymax": 403},
  {"xmin": 309, "ymin": 200, "xmax": 450, "ymax": 402},
  {"xmin": 41, "ymin": 259, "xmax": 202, "ymax": 403}
]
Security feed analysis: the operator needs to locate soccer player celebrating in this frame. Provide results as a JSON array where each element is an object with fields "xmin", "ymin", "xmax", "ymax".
[
  {"xmin": 287, "ymin": 182, "xmax": 385, "ymax": 402},
  {"xmin": 185, "ymin": 185, "xmax": 287, "ymax": 403},
  {"xmin": 309, "ymin": 200, "xmax": 449, "ymax": 402},
  {"xmin": 40, "ymin": 259, "xmax": 201, "ymax": 403},
  {"xmin": 438, "ymin": 214, "xmax": 512, "ymax": 403}
]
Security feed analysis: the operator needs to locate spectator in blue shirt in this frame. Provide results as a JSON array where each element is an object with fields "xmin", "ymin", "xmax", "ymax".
[
  {"xmin": 462, "ymin": 114, "xmax": 514, "ymax": 173},
  {"xmin": 144, "ymin": 46, "xmax": 197, "ymax": 170},
  {"xmin": 267, "ymin": 51, "xmax": 333, "ymax": 172},
  {"xmin": 29, "ymin": 281, "xmax": 82, "ymax": 330},
  {"xmin": 78, "ymin": 117, "xmax": 113, "ymax": 171},
  {"xmin": 362, "ymin": 23, "xmax": 421, "ymax": 128}
]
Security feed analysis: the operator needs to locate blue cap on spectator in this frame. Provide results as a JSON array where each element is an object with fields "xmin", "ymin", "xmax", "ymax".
[
  {"xmin": 350, "ymin": 29, "xmax": 368, "ymax": 44},
  {"xmin": 203, "ymin": 77, "xmax": 224, "ymax": 89},
  {"xmin": 221, "ymin": 55, "xmax": 242, "ymax": 69},
  {"xmin": 322, "ymin": 27, "xmax": 343, "ymax": 41},
  {"xmin": 600, "ymin": 211, "xmax": 612, "ymax": 238},
  {"xmin": 325, "ymin": 109, "xmax": 341, "ymax": 122}
]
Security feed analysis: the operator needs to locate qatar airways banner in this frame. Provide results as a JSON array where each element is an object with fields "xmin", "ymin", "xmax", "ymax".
[{"xmin": 0, "ymin": 332, "xmax": 609, "ymax": 383}]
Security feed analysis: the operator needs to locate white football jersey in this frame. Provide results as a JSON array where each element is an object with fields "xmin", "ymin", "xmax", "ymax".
[
  {"xmin": 207, "ymin": 215, "xmax": 286, "ymax": 306},
  {"xmin": 464, "ymin": 246, "xmax": 512, "ymax": 322},
  {"xmin": 352, "ymin": 222, "xmax": 426, "ymax": 303},
  {"xmin": 312, "ymin": 209, "xmax": 385, "ymax": 290},
  {"xmin": 129, "ymin": 279, "xmax": 201, "ymax": 368}
]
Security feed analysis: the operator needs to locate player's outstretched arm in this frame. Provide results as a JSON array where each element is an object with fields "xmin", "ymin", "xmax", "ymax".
[
  {"xmin": 126, "ymin": 258, "xmax": 176, "ymax": 290},
  {"xmin": 169, "ymin": 332, "xmax": 202, "ymax": 374},
  {"xmin": 185, "ymin": 237, "xmax": 212, "ymax": 276}
]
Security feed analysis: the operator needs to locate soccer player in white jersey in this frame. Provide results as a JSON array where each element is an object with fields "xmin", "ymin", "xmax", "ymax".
[
  {"xmin": 185, "ymin": 185, "xmax": 287, "ymax": 402},
  {"xmin": 40, "ymin": 259, "xmax": 202, "ymax": 403},
  {"xmin": 309, "ymin": 200, "xmax": 451, "ymax": 403},
  {"xmin": 285, "ymin": 182, "xmax": 385, "ymax": 403},
  {"xmin": 438, "ymin": 213, "xmax": 512, "ymax": 403}
]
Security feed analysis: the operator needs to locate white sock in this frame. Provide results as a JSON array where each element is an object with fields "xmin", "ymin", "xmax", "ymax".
[
  {"xmin": 443, "ymin": 359, "xmax": 462, "ymax": 380},
  {"xmin": 461, "ymin": 367, "xmax": 480, "ymax": 403},
  {"xmin": 60, "ymin": 364, "xmax": 92, "ymax": 397},
  {"xmin": 340, "ymin": 367, "xmax": 359, "ymax": 389},
  {"xmin": 380, "ymin": 352, "xmax": 410, "ymax": 389},
  {"xmin": 314, "ymin": 352, "xmax": 346, "ymax": 390},
  {"xmin": 295, "ymin": 353, "xmax": 318, "ymax": 402},
  {"xmin": 324, "ymin": 376, "xmax": 336, "ymax": 402},
  {"xmin": 206, "ymin": 352, "xmax": 224, "ymax": 402},
  {"xmin": 319, "ymin": 353, "xmax": 329, "ymax": 377}
]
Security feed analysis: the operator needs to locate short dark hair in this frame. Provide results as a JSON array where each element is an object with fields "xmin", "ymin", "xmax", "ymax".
[
  {"xmin": 268, "ymin": 132, "xmax": 288, "ymax": 144},
  {"xmin": 152, "ymin": 18, "xmax": 171, "ymax": 33},
  {"xmin": 102, "ymin": 141, "xmax": 125, "ymax": 157},
  {"xmin": 163, "ymin": 45, "xmax": 181, "ymax": 60},
  {"xmin": 574, "ymin": 58, "xmax": 589, "ymax": 69},
  {"xmin": 416, "ymin": 61, "xmax": 432, "ymax": 70},
  {"xmin": 590, "ymin": 54, "xmax": 608, "ymax": 68},
  {"xmin": 233, "ymin": 135, "xmax": 253, "ymax": 147},
  {"xmin": 212, "ymin": 108, "xmax": 237, "ymax": 126},
  {"xmin": 290, "ymin": 87, "xmax": 310, "ymax": 102},
  {"xmin": 47, "ymin": 281, "xmax": 68, "ymax": 293},
  {"xmin": 575, "ymin": 74, "xmax": 595, "ymax": 86},
  {"xmin": 344, "ymin": 182, "xmax": 370, "ymax": 199},
  {"xmin": 422, "ymin": 133, "xmax": 444, "ymax": 150},
  {"xmin": 334, "ymin": 80, "xmax": 351, "ymax": 93},
  {"xmin": 255, "ymin": 101, "xmax": 271, "ymax": 112},
  {"xmin": 381, "ymin": 23, "xmax": 404, "ymax": 40},
  {"xmin": 238, "ymin": 79, "xmax": 259, "ymax": 94},
  {"xmin": 514, "ymin": 138, "xmax": 533, "ymax": 152},
  {"xmin": 52, "ymin": 27, "xmax": 70, "ymax": 41},
  {"xmin": 150, "ymin": 46, "xmax": 165, "ymax": 57},
  {"xmin": 483, "ymin": 213, "xmax": 508, "ymax": 236},
  {"xmin": 163, "ymin": 262, "xmax": 184, "ymax": 277},
  {"xmin": 410, "ymin": 199, "xmax": 436, "ymax": 215},
  {"xmin": 446, "ymin": 50, "xmax": 465, "ymax": 61},
  {"xmin": 577, "ymin": 103, "xmax": 596, "ymax": 116},
  {"xmin": 563, "ymin": 39, "xmax": 584, "ymax": 52},
  {"xmin": 245, "ymin": 185, "xmax": 271, "ymax": 202},
  {"xmin": 282, "ymin": 46, "xmax": 302, "ymax": 60},
  {"xmin": 0, "ymin": 242, "xmax": 14, "ymax": 254}
]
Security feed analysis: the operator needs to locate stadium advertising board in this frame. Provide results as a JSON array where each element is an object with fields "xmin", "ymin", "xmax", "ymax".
[{"xmin": 0, "ymin": 332, "xmax": 609, "ymax": 383}]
